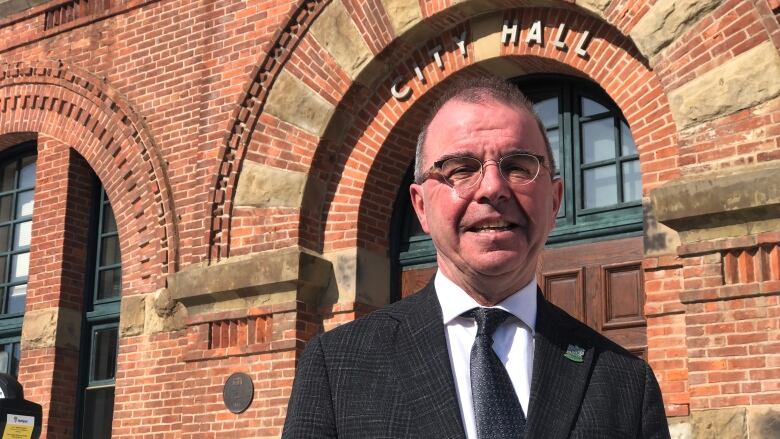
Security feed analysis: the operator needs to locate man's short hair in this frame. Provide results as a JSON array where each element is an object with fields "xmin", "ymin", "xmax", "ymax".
[{"xmin": 414, "ymin": 76, "xmax": 556, "ymax": 183}]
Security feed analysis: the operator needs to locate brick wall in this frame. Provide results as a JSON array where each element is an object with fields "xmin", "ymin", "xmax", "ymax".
[{"xmin": 0, "ymin": 0, "xmax": 778, "ymax": 437}]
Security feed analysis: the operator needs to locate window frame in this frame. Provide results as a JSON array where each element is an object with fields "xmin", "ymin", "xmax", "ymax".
[
  {"xmin": 75, "ymin": 185, "xmax": 121, "ymax": 439},
  {"xmin": 513, "ymin": 75, "xmax": 643, "ymax": 245},
  {"xmin": 0, "ymin": 142, "xmax": 36, "ymax": 376}
]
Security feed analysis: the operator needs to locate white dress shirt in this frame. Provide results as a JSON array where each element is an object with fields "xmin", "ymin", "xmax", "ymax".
[{"xmin": 434, "ymin": 271, "xmax": 537, "ymax": 439}]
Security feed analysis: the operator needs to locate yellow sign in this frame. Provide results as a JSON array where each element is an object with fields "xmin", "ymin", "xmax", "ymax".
[{"xmin": 2, "ymin": 414, "xmax": 34, "ymax": 439}]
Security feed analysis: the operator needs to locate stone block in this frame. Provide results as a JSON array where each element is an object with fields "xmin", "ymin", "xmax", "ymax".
[
  {"xmin": 21, "ymin": 307, "xmax": 81, "ymax": 350},
  {"xmin": 691, "ymin": 407, "xmax": 746, "ymax": 439},
  {"xmin": 119, "ymin": 295, "xmax": 146, "ymax": 337},
  {"xmin": 234, "ymin": 161, "xmax": 307, "ymax": 208},
  {"xmin": 309, "ymin": 0, "xmax": 373, "ymax": 81},
  {"xmin": 265, "ymin": 70, "xmax": 335, "ymax": 137},
  {"xmin": 668, "ymin": 417, "xmax": 692, "ymax": 439},
  {"xmin": 321, "ymin": 247, "xmax": 390, "ymax": 308},
  {"xmin": 748, "ymin": 406, "xmax": 780, "ymax": 439},
  {"xmin": 471, "ymin": 12, "xmax": 503, "ymax": 62},
  {"xmin": 576, "ymin": 0, "xmax": 612, "ymax": 17},
  {"xmin": 651, "ymin": 161, "xmax": 780, "ymax": 243},
  {"xmin": 168, "ymin": 247, "xmax": 332, "ymax": 316},
  {"xmin": 643, "ymin": 197, "xmax": 680, "ymax": 257},
  {"xmin": 667, "ymin": 42, "xmax": 780, "ymax": 130},
  {"xmin": 380, "ymin": 0, "xmax": 422, "ymax": 36},
  {"xmin": 630, "ymin": 0, "xmax": 722, "ymax": 59},
  {"xmin": 144, "ymin": 288, "xmax": 187, "ymax": 335}
]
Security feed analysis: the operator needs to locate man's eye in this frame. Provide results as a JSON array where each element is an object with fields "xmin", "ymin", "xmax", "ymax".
[
  {"xmin": 502, "ymin": 163, "xmax": 535, "ymax": 179},
  {"xmin": 446, "ymin": 166, "xmax": 479, "ymax": 180}
]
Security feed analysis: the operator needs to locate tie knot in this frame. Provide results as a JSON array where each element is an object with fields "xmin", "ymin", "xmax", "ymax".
[{"xmin": 464, "ymin": 307, "xmax": 511, "ymax": 337}]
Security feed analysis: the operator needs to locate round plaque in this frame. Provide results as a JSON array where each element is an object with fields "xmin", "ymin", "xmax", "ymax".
[{"xmin": 223, "ymin": 372, "xmax": 254, "ymax": 414}]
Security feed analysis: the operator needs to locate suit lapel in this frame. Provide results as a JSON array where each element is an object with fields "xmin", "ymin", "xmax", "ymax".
[
  {"xmin": 526, "ymin": 291, "xmax": 595, "ymax": 439},
  {"xmin": 388, "ymin": 283, "xmax": 466, "ymax": 439}
]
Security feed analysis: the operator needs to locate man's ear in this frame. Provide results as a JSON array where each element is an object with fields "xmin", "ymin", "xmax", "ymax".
[{"xmin": 409, "ymin": 183, "xmax": 430, "ymax": 234}]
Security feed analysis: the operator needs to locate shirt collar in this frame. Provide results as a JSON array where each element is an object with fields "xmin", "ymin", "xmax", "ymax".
[{"xmin": 434, "ymin": 270, "xmax": 537, "ymax": 331}]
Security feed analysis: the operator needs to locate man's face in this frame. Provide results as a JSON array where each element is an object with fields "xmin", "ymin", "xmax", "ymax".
[{"xmin": 409, "ymin": 99, "xmax": 562, "ymax": 301}]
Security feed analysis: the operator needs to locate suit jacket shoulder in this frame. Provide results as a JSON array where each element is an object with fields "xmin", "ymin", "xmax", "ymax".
[
  {"xmin": 529, "ymin": 294, "xmax": 670, "ymax": 439},
  {"xmin": 283, "ymin": 284, "xmax": 466, "ymax": 439}
]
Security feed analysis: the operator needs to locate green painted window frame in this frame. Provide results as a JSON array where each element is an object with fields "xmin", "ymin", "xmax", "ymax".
[
  {"xmin": 0, "ymin": 142, "xmax": 36, "ymax": 376},
  {"xmin": 76, "ymin": 186, "xmax": 120, "ymax": 439},
  {"xmin": 514, "ymin": 75, "xmax": 643, "ymax": 245}
]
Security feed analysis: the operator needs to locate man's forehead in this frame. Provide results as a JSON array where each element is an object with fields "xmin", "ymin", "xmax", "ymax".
[{"xmin": 426, "ymin": 99, "xmax": 540, "ymax": 147}]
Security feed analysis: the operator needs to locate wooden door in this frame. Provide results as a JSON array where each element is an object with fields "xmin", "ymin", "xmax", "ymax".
[
  {"xmin": 539, "ymin": 236, "xmax": 646, "ymax": 358},
  {"xmin": 398, "ymin": 236, "xmax": 646, "ymax": 357}
]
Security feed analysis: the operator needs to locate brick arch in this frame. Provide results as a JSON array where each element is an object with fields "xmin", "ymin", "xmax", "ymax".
[
  {"xmin": 207, "ymin": 0, "xmax": 621, "ymax": 260},
  {"xmin": 0, "ymin": 61, "xmax": 179, "ymax": 290},
  {"xmin": 301, "ymin": 7, "xmax": 678, "ymax": 253},
  {"xmin": 213, "ymin": 1, "xmax": 680, "ymax": 258}
]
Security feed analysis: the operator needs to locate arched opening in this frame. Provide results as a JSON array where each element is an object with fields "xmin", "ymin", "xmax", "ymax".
[{"xmin": 390, "ymin": 74, "xmax": 647, "ymax": 356}]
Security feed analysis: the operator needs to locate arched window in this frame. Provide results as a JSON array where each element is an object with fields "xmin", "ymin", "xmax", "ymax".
[
  {"xmin": 391, "ymin": 76, "xmax": 643, "ymax": 300},
  {"xmin": 517, "ymin": 75, "xmax": 642, "ymax": 244},
  {"xmin": 77, "ymin": 186, "xmax": 120, "ymax": 439},
  {"xmin": 0, "ymin": 144, "xmax": 36, "ymax": 376}
]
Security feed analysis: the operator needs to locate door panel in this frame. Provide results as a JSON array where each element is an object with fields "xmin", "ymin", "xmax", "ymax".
[{"xmin": 539, "ymin": 236, "xmax": 646, "ymax": 358}]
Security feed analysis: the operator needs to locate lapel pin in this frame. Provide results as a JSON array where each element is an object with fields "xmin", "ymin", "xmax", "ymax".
[{"xmin": 564, "ymin": 344, "xmax": 585, "ymax": 363}]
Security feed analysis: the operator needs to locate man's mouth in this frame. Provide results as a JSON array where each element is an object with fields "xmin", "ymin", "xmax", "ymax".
[{"xmin": 468, "ymin": 220, "xmax": 517, "ymax": 232}]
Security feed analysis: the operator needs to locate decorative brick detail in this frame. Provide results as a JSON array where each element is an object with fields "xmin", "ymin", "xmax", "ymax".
[
  {"xmin": 43, "ymin": 0, "xmax": 114, "ymax": 30},
  {"xmin": 0, "ymin": 61, "xmax": 178, "ymax": 288},
  {"xmin": 208, "ymin": 0, "xmax": 331, "ymax": 262}
]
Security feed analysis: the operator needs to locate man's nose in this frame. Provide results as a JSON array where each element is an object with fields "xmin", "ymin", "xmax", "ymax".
[{"xmin": 473, "ymin": 161, "xmax": 511, "ymax": 202}]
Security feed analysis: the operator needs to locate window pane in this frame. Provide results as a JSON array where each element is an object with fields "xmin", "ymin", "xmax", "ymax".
[
  {"xmin": 18, "ymin": 158, "xmax": 35, "ymax": 189},
  {"xmin": 583, "ymin": 165, "xmax": 618, "ymax": 209},
  {"xmin": 534, "ymin": 98, "xmax": 559, "ymax": 128},
  {"xmin": 97, "ymin": 269, "xmax": 121, "ymax": 301},
  {"xmin": 13, "ymin": 221, "xmax": 31, "ymax": 249},
  {"xmin": 0, "ymin": 225, "xmax": 9, "ymax": 252},
  {"xmin": 0, "ymin": 162, "xmax": 15, "ymax": 192},
  {"xmin": 0, "ymin": 343, "xmax": 20, "ymax": 376},
  {"xmin": 621, "ymin": 121, "xmax": 637, "ymax": 156},
  {"xmin": 548, "ymin": 128, "xmax": 560, "ymax": 172},
  {"xmin": 82, "ymin": 387, "xmax": 114, "ymax": 439},
  {"xmin": 582, "ymin": 118, "xmax": 616, "ymax": 164},
  {"xmin": 100, "ymin": 236, "xmax": 120, "ymax": 266},
  {"xmin": 92, "ymin": 328, "xmax": 118, "ymax": 382},
  {"xmin": 16, "ymin": 190, "xmax": 33, "ymax": 217},
  {"xmin": 582, "ymin": 97, "xmax": 609, "ymax": 117},
  {"xmin": 0, "ymin": 196, "xmax": 12, "ymax": 222},
  {"xmin": 622, "ymin": 160, "xmax": 642, "ymax": 202},
  {"xmin": 7, "ymin": 284, "xmax": 26, "ymax": 314},
  {"xmin": 0, "ymin": 256, "xmax": 6, "ymax": 281},
  {"xmin": 10, "ymin": 253, "xmax": 28, "ymax": 281},
  {"xmin": 102, "ymin": 206, "xmax": 117, "ymax": 233}
]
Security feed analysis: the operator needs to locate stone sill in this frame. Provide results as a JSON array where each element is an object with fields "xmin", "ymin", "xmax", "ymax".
[
  {"xmin": 168, "ymin": 246, "xmax": 331, "ymax": 317},
  {"xmin": 680, "ymin": 281, "xmax": 780, "ymax": 304},
  {"xmin": 651, "ymin": 162, "xmax": 780, "ymax": 245}
]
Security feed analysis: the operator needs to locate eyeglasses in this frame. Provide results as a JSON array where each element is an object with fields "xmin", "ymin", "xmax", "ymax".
[{"xmin": 416, "ymin": 153, "xmax": 548, "ymax": 197}]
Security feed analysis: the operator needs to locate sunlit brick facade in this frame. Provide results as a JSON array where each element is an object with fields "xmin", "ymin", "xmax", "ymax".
[{"xmin": 0, "ymin": 0, "xmax": 778, "ymax": 437}]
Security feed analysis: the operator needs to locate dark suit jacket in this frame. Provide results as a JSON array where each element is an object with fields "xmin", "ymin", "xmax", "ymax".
[{"xmin": 283, "ymin": 283, "xmax": 670, "ymax": 438}]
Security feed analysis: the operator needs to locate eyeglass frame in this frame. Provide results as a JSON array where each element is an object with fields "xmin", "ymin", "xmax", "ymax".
[{"xmin": 414, "ymin": 151, "xmax": 554, "ymax": 194}]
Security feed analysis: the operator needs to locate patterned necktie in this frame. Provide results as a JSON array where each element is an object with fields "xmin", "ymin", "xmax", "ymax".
[{"xmin": 464, "ymin": 307, "xmax": 526, "ymax": 439}]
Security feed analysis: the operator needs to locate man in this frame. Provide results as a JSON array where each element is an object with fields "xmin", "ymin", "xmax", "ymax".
[{"xmin": 283, "ymin": 76, "xmax": 669, "ymax": 438}]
